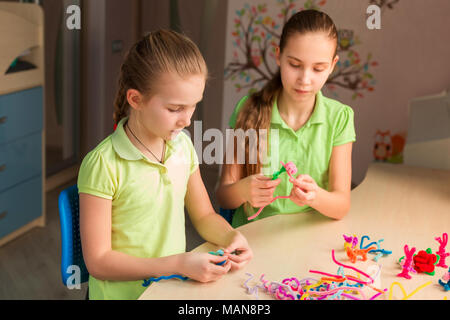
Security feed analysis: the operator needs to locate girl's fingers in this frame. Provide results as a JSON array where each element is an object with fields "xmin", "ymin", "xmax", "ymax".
[
  {"xmin": 294, "ymin": 186, "xmax": 307, "ymax": 199},
  {"xmin": 225, "ymin": 250, "xmax": 250, "ymax": 264},
  {"xmin": 210, "ymin": 260, "xmax": 231, "ymax": 275},
  {"xmin": 290, "ymin": 179, "xmax": 314, "ymax": 191},
  {"xmin": 208, "ymin": 254, "xmax": 228, "ymax": 265},
  {"xmin": 297, "ymin": 174, "xmax": 313, "ymax": 182},
  {"xmin": 258, "ymin": 178, "xmax": 280, "ymax": 189}
]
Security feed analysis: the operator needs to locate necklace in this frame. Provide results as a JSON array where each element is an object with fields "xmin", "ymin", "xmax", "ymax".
[{"xmin": 126, "ymin": 122, "xmax": 166, "ymax": 163}]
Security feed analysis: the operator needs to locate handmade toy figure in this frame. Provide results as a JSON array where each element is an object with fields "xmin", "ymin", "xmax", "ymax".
[
  {"xmin": 345, "ymin": 245, "xmax": 376, "ymax": 263},
  {"xmin": 438, "ymin": 267, "xmax": 450, "ymax": 292},
  {"xmin": 413, "ymin": 248, "xmax": 439, "ymax": 276},
  {"xmin": 397, "ymin": 245, "xmax": 416, "ymax": 280},
  {"xmin": 435, "ymin": 232, "xmax": 449, "ymax": 268},
  {"xmin": 247, "ymin": 161, "xmax": 298, "ymax": 220},
  {"xmin": 359, "ymin": 235, "xmax": 392, "ymax": 262},
  {"xmin": 343, "ymin": 234, "xmax": 358, "ymax": 250}
]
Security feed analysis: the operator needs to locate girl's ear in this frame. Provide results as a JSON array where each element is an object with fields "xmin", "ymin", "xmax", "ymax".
[
  {"xmin": 330, "ymin": 55, "xmax": 339, "ymax": 73},
  {"xmin": 126, "ymin": 89, "xmax": 143, "ymax": 110},
  {"xmin": 275, "ymin": 46, "xmax": 281, "ymax": 67}
]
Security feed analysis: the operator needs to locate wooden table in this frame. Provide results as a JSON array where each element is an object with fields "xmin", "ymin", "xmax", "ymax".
[{"xmin": 140, "ymin": 163, "xmax": 450, "ymax": 300}]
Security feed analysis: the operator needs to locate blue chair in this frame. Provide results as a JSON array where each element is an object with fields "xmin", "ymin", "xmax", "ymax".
[
  {"xmin": 219, "ymin": 208, "xmax": 235, "ymax": 225},
  {"xmin": 58, "ymin": 185, "xmax": 89, "ymax": 287}
]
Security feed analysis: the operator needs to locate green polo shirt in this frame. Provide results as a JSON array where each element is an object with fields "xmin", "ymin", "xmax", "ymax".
[
  {"xmin": 77, "ymin": 117, "xmax": 198, "ymax": 300},
  {"xmin": 228, "ymin": 90, "xmax": 356, "ymax": 228}
]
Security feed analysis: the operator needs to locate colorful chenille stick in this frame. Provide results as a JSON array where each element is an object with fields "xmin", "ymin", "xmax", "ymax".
[
  {"xmin": 142, "ymin": 249, "xmax": 226, "ymax": 287},
  {"xmin": 371, "ymin": 249, "xmax": 393, "ymax": 262},
  {"xmin": 331, "ymin": 250, "xmax": 374, "ymax": 283},
  {"xmin": 247, "ymin": 161, "xmax": 297, "ymax": 221},
  {"xmin": 397, "ymin": 245, "xmax": 416, "ymax": 279},
  {"xmin": 360, "ymin": 235, "xmax": 379, "ymax": 250},
  {"xmin": 438, "ymin": 267, "xmax": 450, "ymax": 291},
  {"xmin": 413, "ymin": 248, "xmax": 439, "ymax": 275},
  {"xmin": 360, "ymin": 235, "xmax": 392, "ymax": 261},
  {"xmin": 388, "ymin": 281, "xmax": 432, "ymax": 300},
  {"xmin": 345, "ymin": 245, "xmax": 377, "ymax": 263},
  {"xmin": 208, "ymin": 249, "xmax": 227, "ymax": 266},
  {"xmin": 343, "ymin": 234, "xmax": 358, "ymax": 250},
  {"xmin": 142, "ymin": 274, "xmax": 188, "ymax": 287},
  {"xmin": 244, "ymin": 273, "xmax": 264, "ymax": 299},
  {"xmin": 435, "ymin": 232, "xmax": 449, "ymax": 268}
]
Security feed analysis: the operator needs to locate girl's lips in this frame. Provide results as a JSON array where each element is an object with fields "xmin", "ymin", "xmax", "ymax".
[{"xmin": 295, "ymin": 89, "xmax": 310, "ymax": 94}]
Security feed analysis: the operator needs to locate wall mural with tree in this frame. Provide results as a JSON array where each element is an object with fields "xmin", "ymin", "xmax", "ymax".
[
  {"xmin": 224, "ymin": 0, "xmax": 405, "ymax": 164},
  {"xmin": 224, "ymin": 0, "xmax": 400, "ymax": 100}
]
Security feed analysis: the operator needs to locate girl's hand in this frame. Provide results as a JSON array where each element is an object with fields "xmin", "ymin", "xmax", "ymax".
[
  {"xmin": 289, "ymin": 174, "xmax": 318, "ymax": 207},
  {"xmin": 178, "ymin": 252, "xmax": 231, "ymax": 283},
  {"xmin": 223, "ymin": 230, "xmax": 253, "ymax": 271},
  {"xmin": 239, "ymin": 174, "xmax": 281, "ymax": 208}
]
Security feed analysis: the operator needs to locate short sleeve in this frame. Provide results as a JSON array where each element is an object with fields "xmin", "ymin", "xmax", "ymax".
[
  {"xmin": 228, "ymin": 95, "xmax": 249, "ymax": 129},
  {"xmin": 178, "ymin": 132, "xmax": 199, "ymax": 176},
  {"xmin": 333, "ymin": 105, "xmax": 356, "ymax": 146},
  {"xmin": 189, "ymin": 140, "xmax": 199, "ymax": 175},
  {"xmin": 77, "ymin": 150, "xmax": 116, "ymax": 199}
]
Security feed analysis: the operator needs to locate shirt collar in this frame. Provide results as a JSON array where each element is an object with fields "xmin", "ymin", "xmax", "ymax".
[
  {"xmin": 111, "ymin": 117, "xmax": 143, "ymax": 161},
  {"xmin": 271, "ymin": 90, "xmax": 326, "ymax": 128},
  {"xmin": 111, "ymin": 117, "xmax": 178, "ymax": 163}
]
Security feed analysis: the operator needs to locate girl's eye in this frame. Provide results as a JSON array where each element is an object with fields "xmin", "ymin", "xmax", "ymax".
[
  {"xmin": 290, "ymin": 63, "xmax": 301, "ymax": 68},
  {"xmin": 314, "ymin": 69, "xmax": 325, "ymax": 72},
  {"xmin": 168, "ymin": 107, "xmax": 182, "ymax": 113}
]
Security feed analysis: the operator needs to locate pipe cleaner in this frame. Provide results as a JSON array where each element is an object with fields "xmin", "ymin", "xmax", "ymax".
[
  {"xmin": 397, "ymin": 245, "xmax": 416, "ymax": 280},
  {"xmin": 345, "ymin": 245, "xmax": 377, "ymax": 263},
  {"xmin": 247, "ymin": 161, "xmax": 297, "ymax": 221},
  {"xmin": 331, "ymin": 250, "xmax": 375, "ymax": 284},
  {"xmin": 435, "ymin": 232, "xmax": 449, "ymax": 268},
  {"xmin": 244, "ymin": 273, "xmax": 263, "ymax": 299},
  {"xmin": 142, "ymin": 249, "xmax": 226, "ymax": 287},
  {"xmin": 438, "ymin": 267, "xmax": 450, "ymax": 291},
  {"xmin": 413, "ymin": 248, "xmax": 440, "ymax": 275},
  {"xmin": 343, "ymin": 234, "xmax": 358, "ymax": 250},
  {"xmin": 388, "ymin": 281, "xmax": 432, "ymax": 300},
  {"xmin": 360, "ymin": 235, "xmax": 392, "ymax": 262}
]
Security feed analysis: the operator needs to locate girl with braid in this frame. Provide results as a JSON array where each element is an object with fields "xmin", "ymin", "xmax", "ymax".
[
  {"xmin": 78, "ymin": 30, "xmax": 252, "ymax": 299},
  {"xmin": 216, "ymin": 10, "xmax": 356, "ymax": 227}
]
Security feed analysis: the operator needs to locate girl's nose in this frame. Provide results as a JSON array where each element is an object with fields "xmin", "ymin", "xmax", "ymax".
[
  {"xmin": 298, "ymin": 69, "xmax": 312, "ymax": 85},
  {"xmin": 178, "ymin": 113, "xmax": 191, "ymax": 128}
]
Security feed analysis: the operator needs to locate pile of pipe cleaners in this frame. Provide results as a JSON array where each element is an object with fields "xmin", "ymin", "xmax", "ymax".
[
  {"xmin": 243, "ymin": 250, "xmax": 387, "ymax": 300},
  {"xmin": 242, "ymin": 232, "xmax": 449, "ymax": 300}
]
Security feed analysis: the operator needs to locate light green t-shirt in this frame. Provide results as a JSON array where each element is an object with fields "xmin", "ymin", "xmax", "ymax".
[
  {"xmin": 77, "ymin": 117, "xmax": 199, "ymax": 300},
  {"xmin": 228, "ymin": 90, "xmax": 356, "ymax": 228}
]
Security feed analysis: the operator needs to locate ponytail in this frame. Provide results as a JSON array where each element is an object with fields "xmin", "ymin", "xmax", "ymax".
[
  {"xmin": 234, "ymin": 71, "xmax": 282, "ymax": 178},
  {"xmin": 112, "ymin": 29, "xmax": 208, "ymax": 126}
]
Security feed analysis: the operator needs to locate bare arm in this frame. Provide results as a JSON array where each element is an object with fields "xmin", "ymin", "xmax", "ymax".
[
  {"xmin": 290, "ymin": 142, "xmax": 353, "ymax": 220},
  {"xmin": 79, "ymin": 193, "xmax": 230, "ymax": 282},
  {"xmin": 216, "ymin": 162, "xmax": 281, "ymax": 210},
  {"xmin": 185, "ymin": 168, "xmax": 253, "ymax": 269},
  {"xmin": 215, "ymin": 162, "xmax": 246, "ymax": 209}
]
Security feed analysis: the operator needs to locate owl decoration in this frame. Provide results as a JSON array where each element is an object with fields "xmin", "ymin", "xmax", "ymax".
[{"xmin": 337, "ymin": 29, "xmax": 355, "ymax": 52}]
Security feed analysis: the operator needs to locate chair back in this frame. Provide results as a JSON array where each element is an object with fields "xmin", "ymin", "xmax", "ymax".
[{"xmin": 58, "ymin": 185, "xmax": 89, "ymax": 286}]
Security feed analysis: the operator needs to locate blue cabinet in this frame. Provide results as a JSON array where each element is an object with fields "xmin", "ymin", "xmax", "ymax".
[{"xmin": 0, "ymin": 86, "xmax": 45, "ymax": 244}]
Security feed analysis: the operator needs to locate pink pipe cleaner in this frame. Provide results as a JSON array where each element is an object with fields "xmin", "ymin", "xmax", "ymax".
[
  {"xmin": 247, "ymin": 161, "xmax": 297, "ymax": 220},
  {"xmin": 435, "ymin": 232, "xmax": 449, "ymax": 268},
  {"xmin": 307, "ymin": 286, "xmax": 367, "ymax": 300},
  {"xmin": 397, "ymin": 245, "xmax": 416, "ymax": 279},
  {"xmin": 247, "ymin": 196, "xmax": 290, "ymax": 220},
  {"xmin": 331, "ymin": 250, "xmax": 374, "ymax": 283}
]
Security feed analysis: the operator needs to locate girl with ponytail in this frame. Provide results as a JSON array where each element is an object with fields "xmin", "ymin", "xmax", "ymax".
[
  {"xmin": 78, "ymin": 30, "xmax": 252, "ymax": 300},
  {"xmin": 216, "ymin": 10, "xmax": 356, "ymax": 227}
]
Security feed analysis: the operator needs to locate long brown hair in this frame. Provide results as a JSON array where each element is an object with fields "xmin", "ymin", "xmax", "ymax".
[
  {"xmin": 113, "ymin": 29, "xmax": 208, "ymax": 125},
  {"xmin": 234, "ymin": 9, "xmax": 338, "ymax": 177}
]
